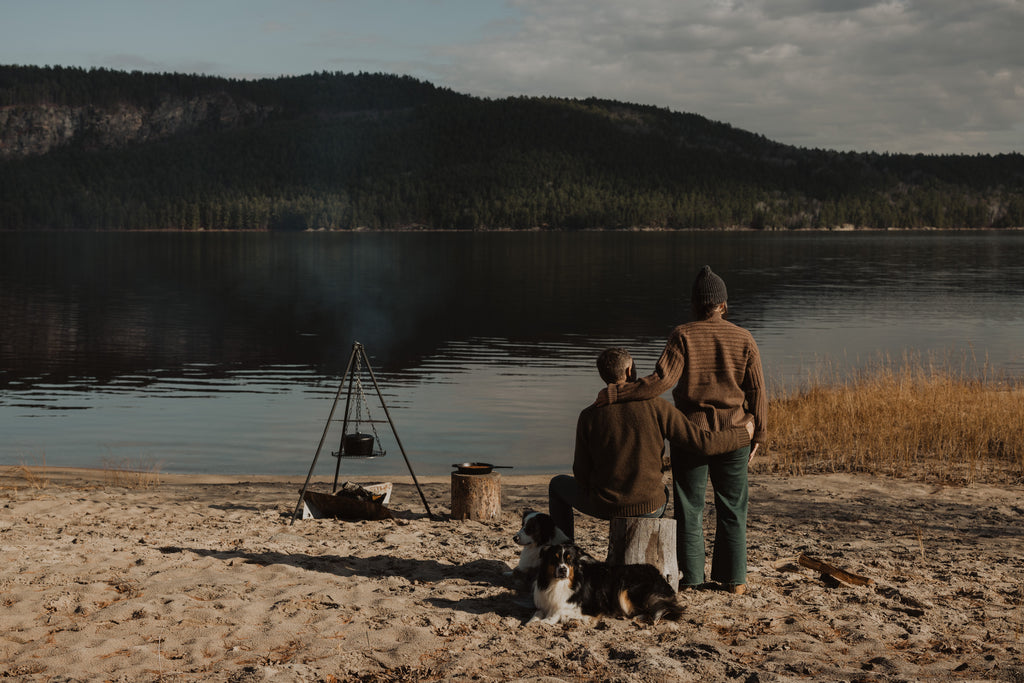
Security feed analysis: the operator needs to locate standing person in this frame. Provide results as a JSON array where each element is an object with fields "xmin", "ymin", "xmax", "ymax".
[
  {"xmin": 598, "ymin": 266, "xmax": 766, "ymax": 594},
  {"xmin": 549, "ymin": 347, "xmax": 753, "ymax": 543}
]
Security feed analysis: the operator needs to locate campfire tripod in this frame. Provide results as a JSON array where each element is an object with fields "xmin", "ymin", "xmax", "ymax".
[{"xmin": 291, "ymin": 341, "xmax": 433, "ymax": 523}]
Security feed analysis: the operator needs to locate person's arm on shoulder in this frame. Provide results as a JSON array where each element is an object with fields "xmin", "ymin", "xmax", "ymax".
[
  {"xmin": 659, "ymin": 401, "xmax": 751, "ymax": 456},
  {"xmin": 607, "ymin": 332, "xmax": 685, "ymax": 405}
]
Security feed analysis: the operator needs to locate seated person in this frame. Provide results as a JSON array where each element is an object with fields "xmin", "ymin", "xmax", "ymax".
[{"xmin": 549, "ymin": 347, "xmax": 753, "ymax": 541}]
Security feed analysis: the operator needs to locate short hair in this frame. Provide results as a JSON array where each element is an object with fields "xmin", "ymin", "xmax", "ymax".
[
  {"xmin": 692, "ymin": 301, "xmax": 728, "ymax": 320},
  {"xmin": 597, "ymin": 347, "xmax": 632, "ymax": 384}
]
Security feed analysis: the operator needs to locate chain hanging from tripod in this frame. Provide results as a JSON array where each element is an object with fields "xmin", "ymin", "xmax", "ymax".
[{"xmin": 354, "ymin": 370, "xmax": 384, "ymax": 453}]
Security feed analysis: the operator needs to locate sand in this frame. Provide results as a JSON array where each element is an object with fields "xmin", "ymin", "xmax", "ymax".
[{"xmin": 1, "ymin": 467, "xmax": 1022, "ymax": 682}]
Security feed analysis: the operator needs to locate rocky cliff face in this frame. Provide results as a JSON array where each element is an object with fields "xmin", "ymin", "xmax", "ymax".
[{"xmin": 0, "ymin": 92, "xmax": 275, "ymax": 158}]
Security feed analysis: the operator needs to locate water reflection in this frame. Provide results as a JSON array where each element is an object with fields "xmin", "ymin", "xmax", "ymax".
[{"xmin": 1, "ymin": 231, "xmax": 1022, "ymax": 475}]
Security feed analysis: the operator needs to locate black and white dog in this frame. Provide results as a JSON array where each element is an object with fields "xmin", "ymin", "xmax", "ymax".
[
  {"xmin": 527, "ymin": 543, "xmax": 684, "ymax": 625},
  {"xmin": 509, "ymin": 510, "xmax": 571, "ymax": 582}
]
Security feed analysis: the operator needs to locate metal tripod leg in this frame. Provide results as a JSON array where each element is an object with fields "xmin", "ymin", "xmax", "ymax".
[
  {"xmin": 290, "ymin": 344, "xmax": 359, "ymax": 524},
  {"xmin": 331, "ymin": 365, "xmax": 358, "ymax": 493},
  {"xmin": 356, "ymin": 344, "xmax": 434, "ymax": 519}
]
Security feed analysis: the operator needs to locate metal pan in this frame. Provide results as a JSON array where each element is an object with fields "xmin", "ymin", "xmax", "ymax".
[{"xmin": 451, "ymin": 462, "xmax": 513, "ymax": 475}]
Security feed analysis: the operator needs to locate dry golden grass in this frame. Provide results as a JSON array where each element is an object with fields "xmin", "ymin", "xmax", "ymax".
[
  {"xmin": 2, "ymin": 455, "xmax": 163, "ymax": 492},
  {"xmin": 765, "ymin": 354, "xmax": 1024, "ymax": 485},
  {"xmin": 1, "ymin": 454, "xmax": 51, "ymax": 491},
  {"xmin": 101, "ymin": 456, "xmax": 163, "ymax": 489},
  {"xmin": 11, "ymin": 463, "xmax": 50, "ymax": 489}
]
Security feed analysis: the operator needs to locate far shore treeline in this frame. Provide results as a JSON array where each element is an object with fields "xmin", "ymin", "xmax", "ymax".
[{"xmin": 1, "ymin": 64, "xmax": 1023, "ymax": 231}]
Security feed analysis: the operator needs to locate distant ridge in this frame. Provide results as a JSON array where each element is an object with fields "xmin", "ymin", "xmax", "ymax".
[{"xmin": 1, "ymin": 64, "xmax": 1022, "ymax": 230}]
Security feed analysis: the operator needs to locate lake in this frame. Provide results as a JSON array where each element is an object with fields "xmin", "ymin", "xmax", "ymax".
[{"xmin": 2, "ymin": 230, "xmax": 1022, "ymax": 477}]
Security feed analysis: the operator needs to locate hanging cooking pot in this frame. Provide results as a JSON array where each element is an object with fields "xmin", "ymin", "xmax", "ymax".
[
  {"xmin": 342, "ymin": 432, "xmax": 376, "ymax": 457},
  {"xmin": 451, "ymin": 462, "xmax": 513, "ymax": 475}
]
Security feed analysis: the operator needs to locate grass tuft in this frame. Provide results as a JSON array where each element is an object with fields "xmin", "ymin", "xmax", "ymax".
[
  {"xmin": 100, "ymin": 456, "xmax": 163, "ymax": 489},
  {"xmin": 4, "ymin": 454, "xmax": 50, "ymax": 490},
  {"xmin": 12, "ymin": 463, "xmax": 50, "ymax": 489}
]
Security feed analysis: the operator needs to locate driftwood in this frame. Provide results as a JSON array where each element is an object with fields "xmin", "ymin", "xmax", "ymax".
[
  {"xmin": 606, "ymin": 517, "xmax": 679, "ymax": 588},
  {"xmin": 301, "ymin": 484, "xmax": 393, "ymax": 521},
  {"xmin": 798, "ymin": 553, "xmax": 874, "ymax": 586},
  {"xmin": 450, "ymin": 472, "xmax": 501, "ymax": 521}
]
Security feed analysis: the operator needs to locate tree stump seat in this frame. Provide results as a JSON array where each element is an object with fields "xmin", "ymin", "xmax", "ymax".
[
  {"xmin": 450, "ymin": 472, "xmax": 501, "ymax": 521},
  {"xmin": 606, "ymin": 516, "xmax": 679, "ymax": 589}
]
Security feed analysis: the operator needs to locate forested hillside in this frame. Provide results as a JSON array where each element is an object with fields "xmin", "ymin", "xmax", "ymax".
[{"xmin": 1, "ymin": 65, "xmax": 1022, "ymax": 230}]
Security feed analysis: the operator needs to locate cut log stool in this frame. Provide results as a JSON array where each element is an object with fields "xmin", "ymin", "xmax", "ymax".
[
  {"xmin": 450, "ymin": 472, "xmax": 501, "ymax": 521},
  {"xmin": 606, "ymin": 517, "xmax": 679, "ymax": 589}
]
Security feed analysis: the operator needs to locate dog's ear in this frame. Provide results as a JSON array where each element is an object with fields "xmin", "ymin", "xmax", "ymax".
[{"xmin": 566, "ymin": 544, "xmax": 580, "ymax": 563}]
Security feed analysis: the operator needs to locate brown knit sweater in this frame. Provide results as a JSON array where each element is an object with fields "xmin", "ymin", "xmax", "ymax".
[
  {"xmin": 574, "ymin": 396, "xmax": 750, "ymax": 518},
  {"xmin": 606, "ymin": 312, "xmax": 767, "ymax": 445}
]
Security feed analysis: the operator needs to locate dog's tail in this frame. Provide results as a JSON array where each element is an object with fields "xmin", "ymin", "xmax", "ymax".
[{"xmin": 644, "ymin": 592, "xmax": 685, "ymax": 623}]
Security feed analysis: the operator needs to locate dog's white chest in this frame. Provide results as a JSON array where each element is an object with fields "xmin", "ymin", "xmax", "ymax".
[
  {"xmin": 517, "ymin": 546, "xmax": 541, "ymax": 571},
  {"xmin": 532, "ymin": 578, "xmax": 584, "ymax": 624}
]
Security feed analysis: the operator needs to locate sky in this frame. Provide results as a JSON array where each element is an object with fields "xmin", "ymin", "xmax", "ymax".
[{"xmin": 1, "ymin": 0, "xmax": 1021, "ymax": 155}]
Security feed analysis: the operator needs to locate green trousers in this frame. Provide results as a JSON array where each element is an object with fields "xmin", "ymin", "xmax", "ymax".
[{"xmin": 672, "ymin": 443, "xmax": 750, "ymax": 587}]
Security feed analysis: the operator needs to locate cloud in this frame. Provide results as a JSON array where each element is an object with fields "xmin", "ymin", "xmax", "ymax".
[
  {"xmin": 2, "ymin": 0, "xmax": 1017, "ymax": 153},
  {"xmin": 432, "ymin": 0, "xmax": 1024, "ymax": 153}
]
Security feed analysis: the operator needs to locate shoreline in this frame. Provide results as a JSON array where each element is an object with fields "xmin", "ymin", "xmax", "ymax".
[
  {"xmin": 7, "ymin": 461, "xmax": 1020, "ymax": 490},
  {"xmin": 0, "ymin": 465, "xmax": 556, "ymax": 488}
]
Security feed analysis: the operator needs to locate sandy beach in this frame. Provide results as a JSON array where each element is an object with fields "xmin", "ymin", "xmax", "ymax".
[{"xmin": 1, "ymin": 467, "xmax": 1022, "ymax": 682}]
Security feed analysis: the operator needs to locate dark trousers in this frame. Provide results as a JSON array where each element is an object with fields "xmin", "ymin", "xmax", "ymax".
[
  {"xmin": 548, "ymin": 474, "xmax": 667, "ymax": 543},
  {"xmin": 672, "ymin": 444, "xmax": 750, "ymax": 587}
]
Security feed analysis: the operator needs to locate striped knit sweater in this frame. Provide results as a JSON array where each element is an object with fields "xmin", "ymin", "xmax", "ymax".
[{"xmin": 606, "ymin": 312, "xmax": 767, "ymax": 445}]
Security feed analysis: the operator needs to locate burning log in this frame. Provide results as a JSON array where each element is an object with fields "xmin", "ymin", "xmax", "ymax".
[{"xmin": 301, "ymin": 483, "xmax": 393, "ymax": 521}]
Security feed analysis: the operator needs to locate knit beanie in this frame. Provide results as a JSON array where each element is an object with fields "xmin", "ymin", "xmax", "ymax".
[{"xmin": 691, "ymin": 265, "xmax": 728, "ymax": 306}]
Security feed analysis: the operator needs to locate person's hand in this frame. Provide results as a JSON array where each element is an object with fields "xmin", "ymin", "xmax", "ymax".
[
  {"xmin": 745, "ymin": 420, "xmax": 754, "ymax": 441},
  {"xmin": 748, "ymin": 443, "xmax": 760, "ymax": 465},
  {"xmin": 593, "ymin": 388, "xmax": 610, "ymax": 407}
]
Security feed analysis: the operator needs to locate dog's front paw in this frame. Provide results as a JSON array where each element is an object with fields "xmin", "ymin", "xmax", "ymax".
[{"xmin": 524, "ymin": 610, "xmax": 562, "ymax": 626}]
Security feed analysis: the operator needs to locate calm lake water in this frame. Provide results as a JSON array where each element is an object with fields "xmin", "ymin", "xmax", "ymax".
[{"xmin": 2, "ymin": 230, "xmax": 1022, "ymax": 477}]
